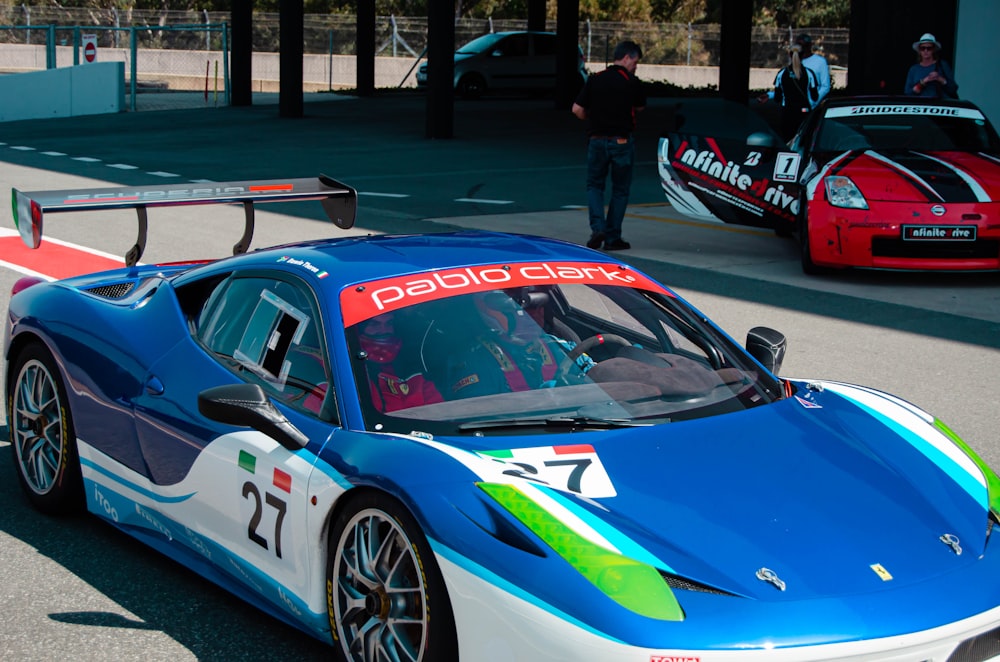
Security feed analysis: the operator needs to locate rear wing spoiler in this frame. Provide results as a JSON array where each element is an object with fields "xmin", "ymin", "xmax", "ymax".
[{"xmin": 11, "ymin": 174, "xmax": 357, "ymax": 267}]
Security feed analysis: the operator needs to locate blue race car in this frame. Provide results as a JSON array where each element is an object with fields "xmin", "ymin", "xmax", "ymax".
[{"xmin": 7, "ymin": 177, "xmax": 1000, "ymax": 661}]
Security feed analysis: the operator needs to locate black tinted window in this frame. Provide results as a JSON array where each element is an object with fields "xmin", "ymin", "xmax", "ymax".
[
  {"xmin": 816, "ymin": 108, "xmax": 1000, "ymax": 153},
  {"xmin": 498, "ymin": 34, "xmax": 529, "ymax": 57},
  {"xmin": 533, "ymin": 34, "xmax": 557, "ymax": 56}
]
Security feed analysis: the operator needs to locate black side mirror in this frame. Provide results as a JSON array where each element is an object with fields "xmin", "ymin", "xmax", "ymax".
[
  {"xmin": 199, "ymin": 383, "xmax": 309, "ymax": 450},
  {"xmin": 746, "ymin": 131, "xmax": 784, "ymax": 150},
  {"xmin": 746, "ymin": 326, "xmax": 787, "ymax": 374}
]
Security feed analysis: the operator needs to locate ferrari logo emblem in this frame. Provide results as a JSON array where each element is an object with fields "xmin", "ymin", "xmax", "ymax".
[{"xmin": 870, "ymin": 563, "xmax": 893, "ymax": 581}]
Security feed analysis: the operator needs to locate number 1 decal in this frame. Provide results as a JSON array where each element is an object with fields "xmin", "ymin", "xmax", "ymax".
[
  {"xmin": 773, "ymin": 152, "xmax": 801, "ymax": 182},
  {"xmin": 479, "ymin": 444, "xmax": 616, "ymax": 498}
]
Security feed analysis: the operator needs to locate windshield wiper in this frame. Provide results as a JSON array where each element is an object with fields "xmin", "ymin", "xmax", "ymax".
[{"xmin": 457, "ymin": 415, "xmax": 651, "ymax": 433}]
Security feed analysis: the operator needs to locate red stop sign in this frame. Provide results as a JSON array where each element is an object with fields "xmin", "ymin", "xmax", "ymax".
[{"xmin": 84, "ymin": 42, "xmax": 96, "ymax": 63}]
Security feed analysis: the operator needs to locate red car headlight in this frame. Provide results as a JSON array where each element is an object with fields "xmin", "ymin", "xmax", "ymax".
[{"xmin": 824, "ymin": 176, "xmax": 869, "ymax": 209}]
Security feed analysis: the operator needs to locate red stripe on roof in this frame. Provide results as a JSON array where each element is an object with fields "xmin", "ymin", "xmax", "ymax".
[{"xmin": 0, "ymin": 236, "xmax": 123, "ymax": 280}]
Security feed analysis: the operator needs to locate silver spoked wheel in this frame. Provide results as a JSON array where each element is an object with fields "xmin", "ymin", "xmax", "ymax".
[
  {"xmin": 12, "ymin": 357, "xmax": 66, "ymax": 496},
  {"xmin": 332, "ymin": 507, "xmax": 429, "ymax": 662},
  {"xmin": 8, "ymin": 344, "xmax": 83, "ymax": 514}
]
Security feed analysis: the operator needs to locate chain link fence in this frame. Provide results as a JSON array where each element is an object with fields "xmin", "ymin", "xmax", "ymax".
[{"xmin": 0, "ymin": 7, "xmax": 850, "ymax": 109}]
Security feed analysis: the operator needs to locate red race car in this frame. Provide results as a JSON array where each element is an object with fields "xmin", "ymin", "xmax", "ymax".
[{"xmin": 658, "ymin": 96, "xmax": 1000, "ymax": 273}]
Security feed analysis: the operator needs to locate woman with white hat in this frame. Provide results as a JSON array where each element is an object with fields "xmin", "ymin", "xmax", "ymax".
[{"xmin": 904, "ymin": 32, "xmax": 958, "ymax": 98}]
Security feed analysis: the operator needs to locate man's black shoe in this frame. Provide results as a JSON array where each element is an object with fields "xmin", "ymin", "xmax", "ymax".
[
  {"xmin": 586, "ymin": 232, "xmax": 605, "ymax": 249},
  {"xmin": 603, "ymin": 239, "xmax": 631, "ymax": 251}
]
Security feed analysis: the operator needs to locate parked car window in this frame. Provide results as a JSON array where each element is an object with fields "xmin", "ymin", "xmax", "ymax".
[
  {"xmin": 455, "ymin": 32, "xmax": 505, "ymax": 54},
  {"xmin": 533, "ymin": 34, "xmax": 557, "ymax": 56},
  {"xmin": 196, "ymin": 275, "xmax": 330, "ymax": 416},
  {"xmin": 497, "ymin": 33, "xmax": 529, "ymax": 57}
]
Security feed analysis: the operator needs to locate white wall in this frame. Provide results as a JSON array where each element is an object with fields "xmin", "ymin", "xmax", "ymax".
[
  {"xmin": 956, "ymin": 0, "xmax": 1000, "ymax": 124},
  {"xmin": 0, "ymin": 61, "xmax": 124, "ymax": 122}
]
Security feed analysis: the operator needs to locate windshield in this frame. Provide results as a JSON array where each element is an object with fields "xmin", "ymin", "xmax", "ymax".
[
  {"xmin": 342, "ymin": 265, "xmax": 783, "ymax": 436},
  {"xmin": 455, "ymin": 33, "xmax": 505, "ymax": 54},
  {"xmin": 815, "ymin": 104, "xmax": 1000, "ymax": 153}
]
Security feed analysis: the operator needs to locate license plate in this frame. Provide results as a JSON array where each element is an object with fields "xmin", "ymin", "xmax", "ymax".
[{"xmin": 901, "ymin": 225, "xmax": 977, "ymax": 241}]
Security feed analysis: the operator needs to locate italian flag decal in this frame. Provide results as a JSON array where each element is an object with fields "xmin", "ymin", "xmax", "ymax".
[
  {"xmin": 477, "ymin": 443, "xmax": 616, "ymax": 498},
  {"xmin": 239, "ymin": 449, "xmax": 292, "ymax": 493}
]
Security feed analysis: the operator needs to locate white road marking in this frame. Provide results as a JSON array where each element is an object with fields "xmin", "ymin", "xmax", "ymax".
[
  {"xmin": 359, "ymin": 191, "xmax": 410, "ymax": 198},
  {"xmin": 455, "ymin": 197, "xmax": 513, "ymax": 205}
]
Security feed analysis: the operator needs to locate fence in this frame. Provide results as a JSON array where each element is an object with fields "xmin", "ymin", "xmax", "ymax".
[
  {"xmin": 0, "ymin": 22, "xmax": 229, "ymax": 110},
  {"xmin": 0, "ymin": 8, "xmax": 850, "ymax": 110}
]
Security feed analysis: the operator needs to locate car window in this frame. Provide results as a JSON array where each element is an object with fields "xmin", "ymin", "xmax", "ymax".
[
  {"xmin": 497, "ymin": 34, "xmax": 529, "ymax": 57},
  {"xmin": 341, "ymin": 268, "xmax": 782, "ymax": 436},
  {"xmin": 533, "ymin": 34, "xmax": 557, "ymax": 56},
  {"xmin": 196, "ymin": 275, "xmax": 331, "ymax": 417},
  {"xmin": 456, "ymin": 32, "xmax": 504, "ymax": 54},
  {"xmin": 817, "ymin": 107, "xmax": 1000, "ymax": 153}
]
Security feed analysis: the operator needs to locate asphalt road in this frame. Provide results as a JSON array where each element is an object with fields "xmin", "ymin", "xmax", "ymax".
[{"xmin": 1, "ymin": 92, "xmax": 999, "ymax": 660}]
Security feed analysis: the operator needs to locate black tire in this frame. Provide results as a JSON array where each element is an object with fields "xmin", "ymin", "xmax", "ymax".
[
  {"xmin": 327, "ymin": 491, "xmax": 457, "ymax": 662},
  {"xmin": 799, "ymin": 213, "xmax": 830, "ymax": 275},
  {"xmin": 8, "ymin": 342, "xmax": 85, "ymax": 515},
  {"xmin": 457, "ymin": 73, "xmax": 486, "ymax": 100}
]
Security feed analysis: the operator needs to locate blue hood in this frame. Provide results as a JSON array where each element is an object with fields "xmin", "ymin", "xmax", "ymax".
[
  {"xmin": 579, "ymin": 381, "xmax": 990, "ymax": 601},
  {"xmin": 402, "ymin": 380, "xmax": 1000, "ymax": 648}
]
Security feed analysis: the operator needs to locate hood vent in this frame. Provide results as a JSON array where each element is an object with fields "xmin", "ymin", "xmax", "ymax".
[
  {"xmin": 659, "ymin": 570, "xmax": 737, "ymax": 597},
  {"xmin": 85, "ymin": 281, "xmax": 137, "ymax": 299},
  {"xmin": 947, "ymin": 624, "xmax": 1000, "ymax": 661}
]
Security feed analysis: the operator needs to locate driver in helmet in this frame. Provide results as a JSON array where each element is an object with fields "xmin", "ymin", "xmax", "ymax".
[
  {"xmin": 359, "ymin": 312, "xmax": 444, "ymax": 413},
  {"xmin": 445, "ymin": 289, "xmax": 593, "ymax": 399}
]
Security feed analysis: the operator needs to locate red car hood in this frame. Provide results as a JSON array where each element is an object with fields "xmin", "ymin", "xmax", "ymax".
[{"xmin": 832, "ymin": 150, "xmax": 1000, "ymax": 203}]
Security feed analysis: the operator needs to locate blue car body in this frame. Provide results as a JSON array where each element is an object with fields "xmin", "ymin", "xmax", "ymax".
[{"xmin": 6, "ymin": 178, "xmax": 1000, "ymax": 661}]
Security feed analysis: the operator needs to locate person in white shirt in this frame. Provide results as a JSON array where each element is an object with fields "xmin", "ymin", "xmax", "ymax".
[{"xmin": 795, "ymin": 34, "xmax": 830, "ymax": 107}]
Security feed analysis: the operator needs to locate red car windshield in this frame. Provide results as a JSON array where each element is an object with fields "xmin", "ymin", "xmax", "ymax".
[{"xmin": 816, "ymin": 105, "xmax": 1000, "ymax": 153}]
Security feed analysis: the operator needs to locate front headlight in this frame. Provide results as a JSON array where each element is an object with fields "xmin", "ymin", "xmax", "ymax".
[{"xmin": 824, "ymin": 176, "xmax": 869, "ymax": 209}]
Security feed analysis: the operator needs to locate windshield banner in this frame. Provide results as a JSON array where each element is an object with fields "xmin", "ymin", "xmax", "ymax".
[{"xmin": 340, "ymin": 261, "xmax": 668, "ymax": 327}]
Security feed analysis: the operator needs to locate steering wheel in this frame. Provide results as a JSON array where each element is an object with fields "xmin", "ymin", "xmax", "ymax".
[{"xmin": 555, "ymin": 333, "xmax": 631, "ymax": 383}]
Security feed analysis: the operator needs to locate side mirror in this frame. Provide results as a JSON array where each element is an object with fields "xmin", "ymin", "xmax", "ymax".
[
  {"xmin": 199, "ymin": 383, "xmax": 309, "ymax": 450},
  {"xmin": 746, "ymin": 131, "xmax": 784, "ymax": 150},
  {"xmin": 746, "ymin": 326, "xmax": 787, "ymax": 374}
]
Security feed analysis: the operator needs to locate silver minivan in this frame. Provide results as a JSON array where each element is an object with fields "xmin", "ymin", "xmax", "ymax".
[{"xmin": 416, "ymin": 31, "xmax": 588, "ymax": 99}]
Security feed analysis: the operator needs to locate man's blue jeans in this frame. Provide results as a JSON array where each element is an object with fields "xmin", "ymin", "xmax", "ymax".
[{"xmin": 586, "ymin": 136, "xmax": 635, "ymax": 242}]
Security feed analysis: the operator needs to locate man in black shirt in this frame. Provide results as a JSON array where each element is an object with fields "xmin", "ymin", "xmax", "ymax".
[{"xmin": 572, "ymin": 40, "xmax": 646, "ymax": 251}]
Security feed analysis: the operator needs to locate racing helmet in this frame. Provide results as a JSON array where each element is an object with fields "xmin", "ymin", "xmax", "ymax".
[
  {"xmin": 472, "ymin": 291, "xmax": 517, "ymax": 335},
  {"xmin": 359, "ymin": 312, "xmax": 403, "ymax": 363}
]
